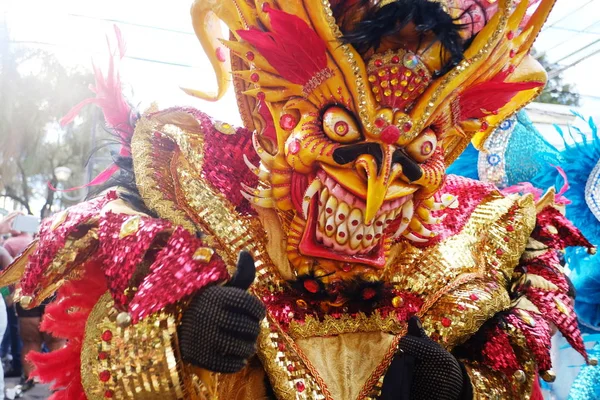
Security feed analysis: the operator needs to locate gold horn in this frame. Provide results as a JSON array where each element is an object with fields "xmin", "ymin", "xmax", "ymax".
[{"xmin": 182, "ymin": 0, "xmax": 251, "ymax": 101}]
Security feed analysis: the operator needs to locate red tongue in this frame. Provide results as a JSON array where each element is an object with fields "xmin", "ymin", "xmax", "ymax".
[{"xmin": 290, "ymin": 172, "xmax": 309, "ymax": 215}]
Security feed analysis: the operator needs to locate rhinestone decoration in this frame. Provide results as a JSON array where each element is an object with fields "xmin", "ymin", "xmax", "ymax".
[
  {"xmin": 213, "ymin": 121, "xmax": 237, "ymax": 135},
  {"xmin": 366, "ymin": 49, "xmax": 431, "ymax": 111},
  {"xmin": 192, "ymin": 247, "xmax": 215, "ymax": 262},
  {"xmin": 280, "ymin": 114, "xmax": 298, "ymax": 130},
  {"xmin": 477, "ymin": 115, "xmax": 517, "ymax": 188},
  {"xmin": 403, "ymin": 53, "xmax": 419, "ymax": 69},
  {"xmin": 585, "ymin": 158, "xmax": 600, "ymax": 222}
]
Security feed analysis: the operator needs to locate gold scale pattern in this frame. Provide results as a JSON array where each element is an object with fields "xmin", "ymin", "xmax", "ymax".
[{"xmin": 82, "ymin": 293, "xmax": 202, "ymax": 399}]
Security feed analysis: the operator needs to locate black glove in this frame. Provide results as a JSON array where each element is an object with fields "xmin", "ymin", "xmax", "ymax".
[
  {"xmin": 178, "ymin": 251, "xmax": 266, "ymax": 373},
  {"xmin": 380, "ymin": 317, "xmax": 472, "ymax": 400}
]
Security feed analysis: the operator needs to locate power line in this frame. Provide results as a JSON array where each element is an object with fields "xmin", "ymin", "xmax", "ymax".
[
  {"xmin": 67, "ymin": 13, "xmax": 195, "ymax": 36},
  {"xmin": 546, "ymin": 26, "xmax": 600, "ymax": 35},
  {"xmin": 542, "ymin": 0, "xmax": 597, "ymax": 31},
  {"xmin": 548, "ymin": 47, "xmax": 600, "ymax": 78},
  {"xmin": 4, "ymin": 39, "xmax": 200, "ymax": 68},
  {"xmin": 553, "ymin": 38, "xmax": 600, "ymax": 64},
  {"xmin": 539, "ymin": 20, "xmax": 600, "ymax": 52}
]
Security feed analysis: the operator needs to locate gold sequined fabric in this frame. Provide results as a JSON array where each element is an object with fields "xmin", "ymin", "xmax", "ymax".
[{"xmin": 81, "ymin": 293, "xmax": 206, "ymax": 399}]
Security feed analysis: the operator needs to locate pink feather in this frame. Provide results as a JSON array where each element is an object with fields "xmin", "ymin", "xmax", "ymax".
[
  {"xmin": 57, "ymin": 24, "xmax": 132, "ymax": 190},
  {"xmin": 237, "ymin": 7, "xmax": 328, "ymax": 85}
]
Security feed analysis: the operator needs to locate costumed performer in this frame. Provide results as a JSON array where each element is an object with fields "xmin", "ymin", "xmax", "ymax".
[{"xmin": 0, "ymin": 0, "xmax": 595, "ymax": 399}]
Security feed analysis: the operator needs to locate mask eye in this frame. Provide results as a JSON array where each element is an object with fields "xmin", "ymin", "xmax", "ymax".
[
  {"xmin": 405, "ymin": 128, "xmax": 437, "ymax": 163},
  {"xmin": 323, "ymin": 106, "xmax": 361, "ymax": 143}
]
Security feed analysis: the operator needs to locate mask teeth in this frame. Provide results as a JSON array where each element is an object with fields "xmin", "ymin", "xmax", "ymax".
[
  {"xmin": 393, "ymin": 200, "xmax": 414, "ymax": 239},
  {"xmin": 243, "ymin": 154, "xmax": 270, "ymax": 181},
  {"xmin": 336, "ymin": 221, "xmax": 349, "ymax": 245},
  {"xmin": 252, "ymin": 133, "xmax": 275, "ymax": 167},
  {"xmin": 313, "ymin": 181, "xmax": 415, "ymax": 253},
  {"xmin": 241, "ymin": 183, "xmax": 272, "ymax": 199},
  {"xmin": 335, "ymin": 202, "xmax": 350, "ymax": 226},
  {"xmin": 348, "ymin": 209, "xmax": 363, "ymax": 235},
  {"xmin": 350, "ymin": 226, "xmax": 365, "ymax": 250},
  {"xmin": 403, "ymin": 232, "xmax": 429, "ymax": 243},
  {"xmin": 240, "ymin": 190, "xmax": 274, "ymax": 208},
  {"xmin": 362, "ymin": 225, "xmax": 375, "ymax": 248},
  {"xmin": 302, "ymin": 178, "xmax": 322, "ymax": 219},
  {"xmin": 325, "ymin": 214, "xmax": 336, "ymax": 237}
]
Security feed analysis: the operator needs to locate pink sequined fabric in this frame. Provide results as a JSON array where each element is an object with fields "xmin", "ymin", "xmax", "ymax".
[
  {"xmin": 129, "ymin": 227, "xmax": 229, "ymax": 322},
  {"xmin": 21, "ymin": 192, "xmax": 117, "ymax": 296},
  {"xmin": 176, "ymin": 107, "xmax": 261, "ymax": 216},
  {"xmin": 429, "ymin": 175, "xmax": 498, "ymax": 243},
  {"xmin": 97, "ymin": 212, "xmax": 172, "ymax": 308},
  {"xmin": 482, "ymin": 325, "xmax": 521, "ymax": 375}
]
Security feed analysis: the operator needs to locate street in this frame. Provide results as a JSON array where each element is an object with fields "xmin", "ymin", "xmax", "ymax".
[{"xmin": 5, "ymin": 378, "xmax": 50, "ymax": 399}]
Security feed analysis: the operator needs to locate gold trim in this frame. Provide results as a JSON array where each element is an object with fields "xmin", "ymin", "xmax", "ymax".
[
  {"xmin": 289, "ymin": 311, "xmax": 405, "ymax": 339},
  {"xmin": 131, "ymin": 109, "xmax": 198, "ymax": 233},
  {"xmin": 0, "ymin": 241, "xmax": 37, "ymax": 288}
]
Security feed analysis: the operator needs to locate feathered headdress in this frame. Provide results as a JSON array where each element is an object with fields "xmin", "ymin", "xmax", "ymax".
[{"xmin": 57, "ymin": 25, "xmax": 136, "ymax": 190}]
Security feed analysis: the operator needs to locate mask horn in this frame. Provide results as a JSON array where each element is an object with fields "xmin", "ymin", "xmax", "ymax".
[{"xmin": 183, "ymin": 0, "xmax": 250, "ymax": 101}]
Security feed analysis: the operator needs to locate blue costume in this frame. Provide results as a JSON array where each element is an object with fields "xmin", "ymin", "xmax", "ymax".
[{"xmin": 449, "ymin": 110, "xmax": 600, "ymax": 400}]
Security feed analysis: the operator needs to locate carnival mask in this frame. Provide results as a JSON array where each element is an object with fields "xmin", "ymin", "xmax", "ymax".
[{"xmin": 187, "ymin": 0, "xmax": 550, "ymax": 280}]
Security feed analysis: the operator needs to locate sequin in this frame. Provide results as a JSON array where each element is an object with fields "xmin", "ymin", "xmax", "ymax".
[
  {"xmin": 99, "ymin": 370, "xmax": 111, "ymax": 382},
  {"xmin": 192, "ymin": 247, "xmax": 215, "ymax": 263},
  {"xmin": 102, "ymin": 330, "xmax": 113, "ymax": 342}
]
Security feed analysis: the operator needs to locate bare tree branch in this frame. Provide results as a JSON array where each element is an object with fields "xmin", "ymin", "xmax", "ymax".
[{"xmin": 2, "ymin": 186, "xmax": 33, "ymax": 215}]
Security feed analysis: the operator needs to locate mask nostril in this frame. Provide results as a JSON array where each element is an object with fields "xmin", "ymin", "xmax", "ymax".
[
  {"xmin": 392, "ymin": 150, "xmax": 423, "ymax": 182},
  {"xmin": 332, "ymin": 143, "xmax": 383, "ymax": 168}
]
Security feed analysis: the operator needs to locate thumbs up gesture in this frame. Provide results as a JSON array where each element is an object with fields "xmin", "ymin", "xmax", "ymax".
[{"xmin": 179, "ymin": 251, "xmax": 266, "ymax": 373}]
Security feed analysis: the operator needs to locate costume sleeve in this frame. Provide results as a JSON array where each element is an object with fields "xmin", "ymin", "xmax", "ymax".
[
  {"xmin": 0, "ymin": 192, "xmax": 229, "ymax": 399},
  {"xmin": 453, "ymin": 203, "xmax": 594, "ymax": 399}
]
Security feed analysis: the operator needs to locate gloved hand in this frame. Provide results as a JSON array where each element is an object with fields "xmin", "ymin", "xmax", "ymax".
[
  {"xmin": 178, "ymin": 250, "xmax": 266, "ymax": 373},
  {"xmin": 380, "ymin": 317, "xmax": 472, "ymax": 400}
]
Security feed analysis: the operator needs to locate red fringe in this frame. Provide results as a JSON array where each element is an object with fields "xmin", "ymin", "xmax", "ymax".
[{"xmin": 28, "ymin": 262, "xmax": 107, "ymax": 398}]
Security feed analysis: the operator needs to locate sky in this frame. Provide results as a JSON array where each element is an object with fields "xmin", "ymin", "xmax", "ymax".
[
  {"xmin": 2, "ymin": 0, "xmax": 600, "ymax": 126},
  {"xmin": 1, "ymin": 0, "xmax": 243, "ymax": 124}
]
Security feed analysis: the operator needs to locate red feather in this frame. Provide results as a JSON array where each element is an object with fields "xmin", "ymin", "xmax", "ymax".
[
  {"xmin": 237, "ymin": 7, "xmax": 328, "ymax": 85},
  {"xmin": 29, "ymin": 262, "xmax": 107, "ymax": 398},
  {"xmin": 459, "ymin": 80, "xmax": 543, "ymax": 120}
]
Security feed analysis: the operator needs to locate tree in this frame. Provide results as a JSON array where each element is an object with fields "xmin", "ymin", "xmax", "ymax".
[
  {"xmin": 534, "ymin": 51, "xmax": 580, "ymax": 106},
  {"xmin": 0, "ymin": 22, "xmax": 112, "ymax": 218}
]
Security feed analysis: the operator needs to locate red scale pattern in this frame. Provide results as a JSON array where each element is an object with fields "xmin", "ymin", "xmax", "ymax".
[
  {"xmin": 176, "ymin": 108, "xmax": 260, "ymax": 216},
  {"xmin": 128, "ymin": 227, "xmax": 229, "ymax": 322},
  {"xmin": 506, "ymin": 312, "xmax": 552, "ymax": 372},
  {"xmin": 525, "ymin": 288, "xmax": 587, "ymax": 361},
  {"xmin": 21, "ymin": 192, "xmax": 117, "ymax": 296},
  {"xmin": 97, "ymin": 212, "xmax": 172, "ymax": 308},
  {"xmin": 519, "ymin": 257, "xmax": 569, "ymax": 293},
  {"xmin": 535, "ymin": 206, "xmax": 593, "ymax": 251},
  {"xmin": 427, "ymin": 176, "xmax": 498, "ymax": 244},
  {"xmin": 481, "ymin": 325, "xmax": 521, "ymax": 375}
]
